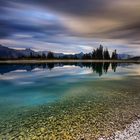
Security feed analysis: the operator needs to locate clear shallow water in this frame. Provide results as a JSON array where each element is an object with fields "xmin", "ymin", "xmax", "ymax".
[{"xmin": 0, "ymin": 63, "xmax": 140, "ymax": 139}]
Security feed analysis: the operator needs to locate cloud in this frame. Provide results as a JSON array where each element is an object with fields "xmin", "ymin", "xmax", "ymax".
[
  {"xmin": 0, "ymin": 0, "xmax": 140, "ymax": 54},
  {"xmin": 32, "ymin": 0, "xmax": 140, "ymax": 43}
]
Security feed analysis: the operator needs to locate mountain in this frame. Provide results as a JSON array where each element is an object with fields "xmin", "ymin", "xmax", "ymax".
[
  {"xmin": 38, "ymin": 51, "xmax": 49, "ymax": 56},
  {"xmin": 0, "ymin": 45, "xmax": 38, "ymax": 59},
  {"xmin": 118, "ymin": 54, "xmax": 133, "ymax": 60},
  {"xmin": 0, "ymin": 44, "xmax": 137, "ymax": 60},
  {"xmin": 75, "ymin": 52, "xmax": 84, "ymax": 59},
  {"xmin": 54, "ymin": 53, "xmax": 64, "ymax": 58},
  {"xmin": 18, "ymin": 48, "xmax": 38, "ymax": 57},
  {"xmin": 0, "ymin": 45, "xmax": 22, "ymax": 58},
  {"xmin": 129, "ymin": 56, "xmax": 140, "ymax": 60},
  {"xmin": 0, "ymin": 45, "xmax": 66, "ymax": 59},
  {"xmin": 59, "ymin": 52, "xmax": 84, "ymax": 59},
  {"xmin": 38, "ymin": 51, "xmax": 64, "ymax": 58}
]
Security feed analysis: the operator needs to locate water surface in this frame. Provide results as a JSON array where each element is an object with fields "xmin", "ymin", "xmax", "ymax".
[{"xmin": 0, "ymin": 63, "xmax": 140, "ymax": 139}]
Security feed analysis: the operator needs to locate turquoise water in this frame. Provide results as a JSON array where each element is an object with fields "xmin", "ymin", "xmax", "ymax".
[{"xmin": 0, "ymin": 63, "xmax": 140, "ymax": 139}]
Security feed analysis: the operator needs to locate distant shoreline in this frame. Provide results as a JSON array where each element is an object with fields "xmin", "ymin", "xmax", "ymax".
[{"xmin": 0, "ymin": 59, "xmax": 140, "ymax": 64}]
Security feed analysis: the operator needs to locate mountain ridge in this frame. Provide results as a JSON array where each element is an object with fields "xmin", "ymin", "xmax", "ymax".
[{"xmin": 0, "ymin": 44, "xmax": 137, "ymax": 60}]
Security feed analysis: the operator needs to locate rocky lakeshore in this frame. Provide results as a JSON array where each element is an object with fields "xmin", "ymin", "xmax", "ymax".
[
  {"xmin": 99, "ymin": 119, "xmax": 140, "ymax": 140},
  {"xmin": 0, "ymin": 64, "xmax": 140, "ymax": 140},
  {"xmin": 0, "ymin": 77, "xmax": 140, "ymax": 140}
]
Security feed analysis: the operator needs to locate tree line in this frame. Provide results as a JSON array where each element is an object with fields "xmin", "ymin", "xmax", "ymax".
[
  {"xmin": 83, "ymin": 45, "xmax": 118, "ymax": 60},
  {"xmin": 17, "ymin": 45, "xmax": 118, "ymax": 60}
]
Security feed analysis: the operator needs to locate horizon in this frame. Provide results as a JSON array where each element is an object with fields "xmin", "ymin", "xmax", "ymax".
[
  {"xmin": 0, "ymin": 44, "xmax": 133, "ymax": 56},
  {"xmin": 0, "ymin": 1, "xmax": 140, "ymax": 55}
]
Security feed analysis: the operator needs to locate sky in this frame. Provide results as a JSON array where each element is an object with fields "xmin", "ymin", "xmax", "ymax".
[{"xmin": 0, "ymin": 0, "xmax": 140, "ymax": 55}]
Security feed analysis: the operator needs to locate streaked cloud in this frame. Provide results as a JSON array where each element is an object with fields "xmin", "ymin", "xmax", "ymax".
[{"xmin": 0, "ymin": 0, "xmax": 140, "ymax": 54}]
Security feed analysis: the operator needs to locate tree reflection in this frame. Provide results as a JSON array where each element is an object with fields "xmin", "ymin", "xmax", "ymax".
[
  {"xmin": 111, "ymin": 63, "xmax": 117, "ymax": 72},
  {"xmin": 0, "ymin": 62, "xmax": 118, "ymax": 76},
  {"xmin": 104, "ymin": 62, "xmax": 110, "ymax": 73}
]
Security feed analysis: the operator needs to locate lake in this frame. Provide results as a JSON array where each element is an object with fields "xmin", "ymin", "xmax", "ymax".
[{"xmin": 0, "ymin": 62, "xmax": 140, "ymax": 139}]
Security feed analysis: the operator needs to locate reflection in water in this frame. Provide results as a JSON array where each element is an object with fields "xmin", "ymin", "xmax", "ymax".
[
  {"xmin": 111, "ymin": 62, "xmax": 117, "ymax": 72},
  {"xmin": 0, "ymin": 62, "xmax": 119, "ymax": 76},
  {"xmin": 0, "ymin": 63, "xmax": 140, "ymax": 139}
]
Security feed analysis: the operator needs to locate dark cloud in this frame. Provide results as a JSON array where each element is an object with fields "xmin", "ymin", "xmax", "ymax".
[
  {"xmin": 0, "ymin": 18, "xmax": 70, "ymax": 39},
  {"xmin": 31, "ymin": 0, "xmax": 107, "ymax": 16},
  {"xmin": 104, "ymin": 22, "xmax": 140, "ymax": 41},
  {"xmin": 26, "ymin": 0, "xmax": 140, "ymax": 42},
  {"xmin": 10, "ymin": 0, "xmax": 111, "ymax": 17},
  {"xmin": 0, "ymin": 0, "xmax": 140, "ymax": 54},
  {"xmin": 0, "ymin": 32, "xmax": 10, "ymax": 39}
]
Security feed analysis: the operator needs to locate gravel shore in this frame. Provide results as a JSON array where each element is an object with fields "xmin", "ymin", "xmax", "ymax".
[{"xmin": 99, "ymin": 119, "xmax": 140, "ymax": 140}]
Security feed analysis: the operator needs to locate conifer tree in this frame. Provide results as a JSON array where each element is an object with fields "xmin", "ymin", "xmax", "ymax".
[{"xmin": 47, "ymin": 52, "xmax": 54, "ymax": 59}]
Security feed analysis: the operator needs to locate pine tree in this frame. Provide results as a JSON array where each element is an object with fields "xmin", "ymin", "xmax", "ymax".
[
  {"xmin": 111, "ymin": 50, "xmax": 118, "ymax": 60},
  {"xmin": 96, "ymin": 45, "xmax": 103, "ymax": 59},
  {"xmin": 47, "ymin": 52, "xmax": 54, "ymax": 59},
  {"xmin": 92, "ymin": 49, "xmax": 96, "ymax": 59},
  {"xmin": 42, "ymin": 53, "xmax": 46, "ymax": 59},
  {"xmin": 104, "ymin": 48, "xmax": 110, "ymax": 60}
]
